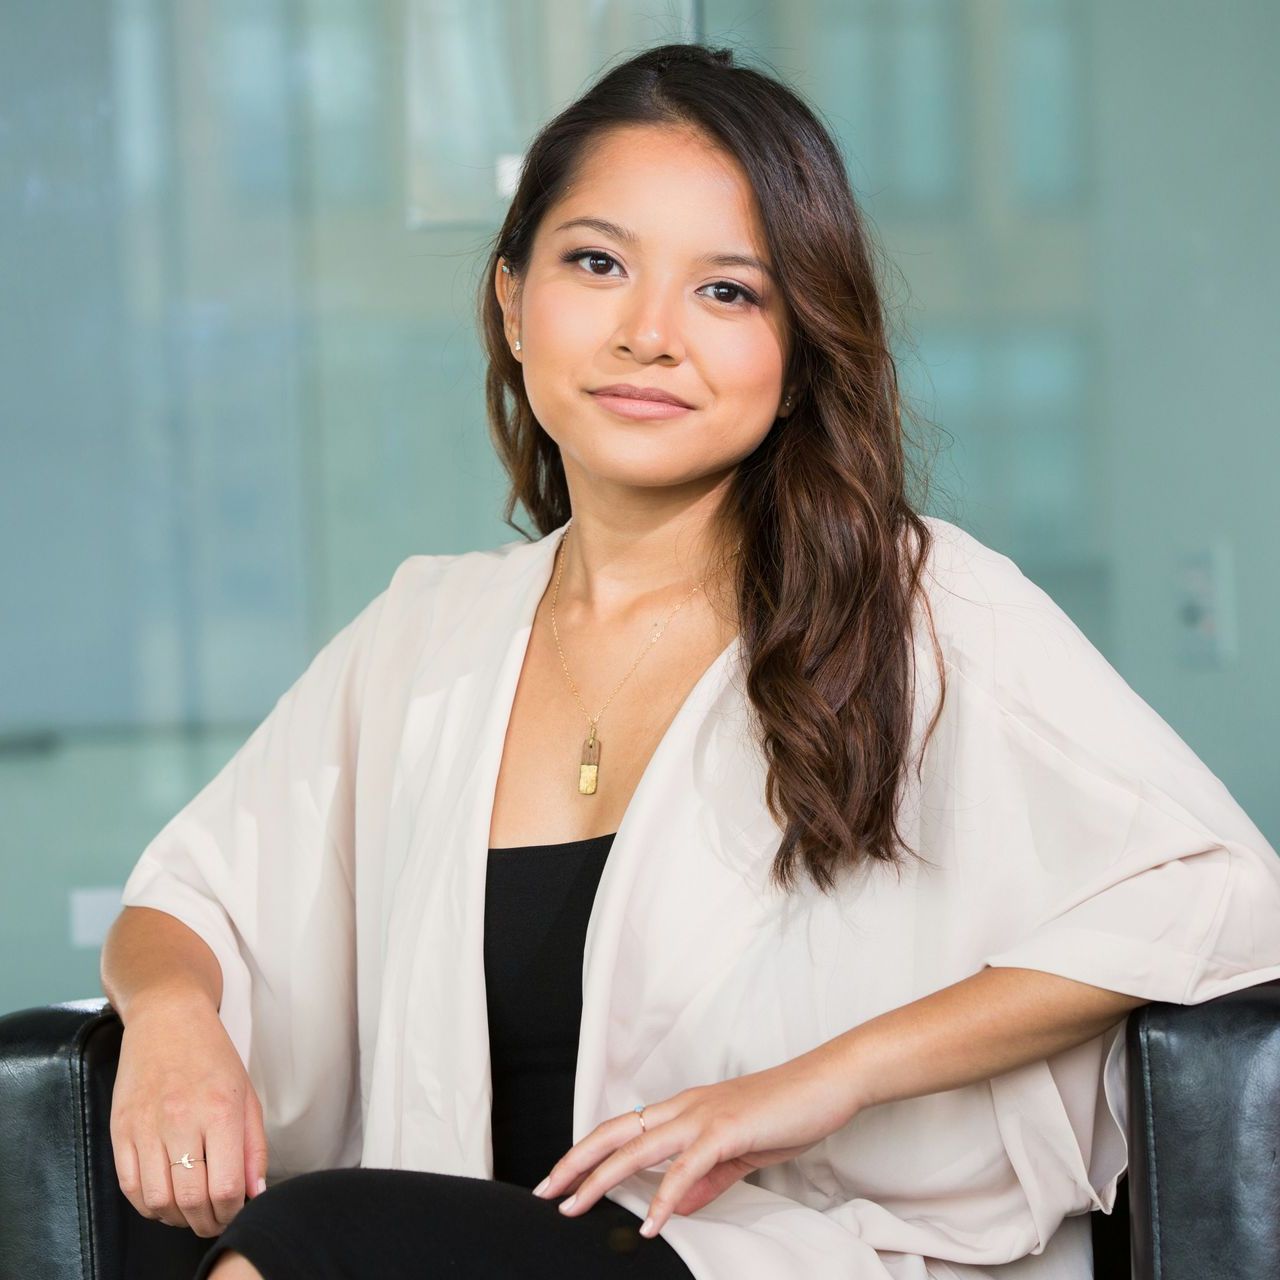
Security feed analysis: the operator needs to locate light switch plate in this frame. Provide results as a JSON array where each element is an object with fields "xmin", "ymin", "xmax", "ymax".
[{"xmin": 1176, "ymin": 539, "xmax": 1238, "ymax": 668}]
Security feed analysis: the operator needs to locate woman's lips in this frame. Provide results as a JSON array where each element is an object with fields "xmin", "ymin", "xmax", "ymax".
[{"xmin": 588, "ymin": 392, "xmax": 694, "ymax": 420}]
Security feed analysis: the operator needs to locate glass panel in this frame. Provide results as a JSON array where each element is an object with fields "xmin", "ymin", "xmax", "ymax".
[
  {"xmin": 4, "ymin": 0, "xmax": 1275, "ymax": 1017},
  {"xmin": 1008, "ymin": 0, "xmax": 1086, "ymax": 209},
  {"xmin": 0, "ymin": 0, "xmax": 697, "ymax": 1012}
]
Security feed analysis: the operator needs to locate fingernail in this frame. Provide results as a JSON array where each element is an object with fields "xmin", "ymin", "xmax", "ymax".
[
  {"xmin": 640, "ymin": 1216, "xmax": 657, "ymax": 1238},
  {"xmin": 532, "ymin": 1176, "xmax": 550, "ymax": 1197},
  {"xmin": 558, "ymin": 1194, "xmax": 577, "ymax": 1213},
  {"xmin": 255, "ymin": 1177, "xmax": 267, "ymax": 1196}
]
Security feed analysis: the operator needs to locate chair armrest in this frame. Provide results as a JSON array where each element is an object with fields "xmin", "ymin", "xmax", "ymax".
[
  {"xmin": 0, "ymin": 997, "xmax": 212, "ymax": 1280},
  {"xmin": 8, "ymin": 985, "xmax": 1274, "ymax": 1278},
  {"xmin": 1125, "ymin": 978, "xmax": 1280, "ymax": 1280}
]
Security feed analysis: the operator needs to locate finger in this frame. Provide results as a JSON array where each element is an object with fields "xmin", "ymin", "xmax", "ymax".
[
  {"xmin": 644, "ymin": 1143, "xmax": 739, "ymax": 1235},
  {"xmin": 557, "ymin": 1124, "xmax": 684, "ymax": 1217},
  {"xmin": 669, "ymin": 1156, "xmax": 754, "ymax": 1217},
  {"xmin": 113, "ymin": 1137, "xmax": 147, "ymax": 1221},
  {"xmin": 169, "ymin": 1141, "xmax": 223, "ymax": 1238},
  {"xmin": 538, "ymin": 1100, "xmax": 679, "ymax": 1200},
  {"xmin": 534, "ymin": 1126, "xmax": 625, "ymax": 1200},
  {"xmin": 136, "ymin": 1136, "xmax": 189, "ymax": 1230},
  {"xmin": 204, "ymin": 1098, "xmax": 246, "ymax": 1227},
  {"xmin": 243, "ymin": 1082, "xmax": 270, "ymax": 1199}
]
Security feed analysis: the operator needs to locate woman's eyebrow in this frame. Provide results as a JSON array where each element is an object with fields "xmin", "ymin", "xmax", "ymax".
[{"xmin": 551, "ymin": 216, "xmax": 777, "ymax": 285}]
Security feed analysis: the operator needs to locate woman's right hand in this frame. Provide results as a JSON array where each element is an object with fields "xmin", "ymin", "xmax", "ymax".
[{"xmin": 110, "ymin": 989, "xmax": 270, "ymax": 1237}]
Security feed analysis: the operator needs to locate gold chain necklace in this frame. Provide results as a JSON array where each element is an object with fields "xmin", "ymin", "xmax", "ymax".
[{"xmin": 550, "ymin": 517, "xmax": 740, "ymax": 796}]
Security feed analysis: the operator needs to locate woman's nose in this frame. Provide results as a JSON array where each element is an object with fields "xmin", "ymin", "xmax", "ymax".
[{"xmin": 612, "ymin": 283, "xmax": 687, "ymax": 359}]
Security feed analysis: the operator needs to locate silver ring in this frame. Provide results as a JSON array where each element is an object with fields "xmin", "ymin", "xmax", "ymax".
[{"xmin": 169, "ymin": 1151, "xmax": 206, "ymax": 1169}]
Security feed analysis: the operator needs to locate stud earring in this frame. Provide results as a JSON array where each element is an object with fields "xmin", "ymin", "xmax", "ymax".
[{"xmin": 514, "ymin": 339, "xmax": 522, "ymax": 351}]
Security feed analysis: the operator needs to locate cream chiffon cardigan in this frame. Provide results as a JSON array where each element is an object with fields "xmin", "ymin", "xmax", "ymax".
[{"xmin": 119, "ymin": 515, "xmax": 1280, "ymax": 1280}]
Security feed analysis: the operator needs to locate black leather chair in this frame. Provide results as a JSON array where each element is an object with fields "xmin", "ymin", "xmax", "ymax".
[{"xmin": 1, "ymin": 984, "xmax": 1277, "ymax": 1279}]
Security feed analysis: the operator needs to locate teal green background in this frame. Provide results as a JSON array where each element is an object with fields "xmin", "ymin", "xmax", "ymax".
[{"xmin": 3, "ymin": 0, "xmax": 1276, "ymax": 1015}]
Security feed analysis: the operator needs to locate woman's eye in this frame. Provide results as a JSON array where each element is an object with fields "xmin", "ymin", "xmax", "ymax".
[
  {"xmin": 562, "ymin": 249, "xmax": 620, "ymax": 277},
  {"xmin": 558, "ymin": 249, "xmax": 760, "ymax": 309},
  {"xmin": 703, "ymin": 281, "xmax": 760, "ymax": 308}
]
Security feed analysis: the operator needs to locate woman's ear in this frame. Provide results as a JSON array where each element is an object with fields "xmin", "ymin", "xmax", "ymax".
[{"xmin": 495, "ymin": 259, "xmax": 521, "ymax": 357}]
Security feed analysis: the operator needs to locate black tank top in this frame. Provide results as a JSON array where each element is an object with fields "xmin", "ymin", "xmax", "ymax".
[{"xmin": 483, "ymin": 831, "xmax": 617, "ymax": 1188}]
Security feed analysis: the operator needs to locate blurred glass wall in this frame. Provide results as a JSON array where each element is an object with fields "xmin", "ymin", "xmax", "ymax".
[{"xmin": 2, "ymin": 0, "xmax": 1276, "ymax": 1013}]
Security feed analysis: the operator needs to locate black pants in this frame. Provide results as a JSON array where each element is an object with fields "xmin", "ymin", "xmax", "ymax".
[{"xmin": 192, "ymin": 1167, "xmax": 698, "ymax": 1279}]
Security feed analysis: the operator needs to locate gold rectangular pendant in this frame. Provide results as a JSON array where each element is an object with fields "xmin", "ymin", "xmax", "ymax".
[{"xmin": 579, "ymin": 734, "xmax": 600, "ymax": 795}]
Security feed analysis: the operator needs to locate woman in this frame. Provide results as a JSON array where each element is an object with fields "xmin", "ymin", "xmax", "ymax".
[{"xmin": 101, "ymin": 42, "xmax": 1280, "ymax": 1280}]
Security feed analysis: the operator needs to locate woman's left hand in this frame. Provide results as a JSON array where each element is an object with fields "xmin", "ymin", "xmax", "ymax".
[{"xmin": 530, "ymin": 1045, "xmax": 861, "ymax": 1238}]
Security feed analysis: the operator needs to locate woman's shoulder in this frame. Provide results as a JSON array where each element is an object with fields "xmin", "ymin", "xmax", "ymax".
[
  {"xmin": 910, "ymin": 514, "xmax": 1112, "ymax": 713},
  {"xmin": 355, "ymin": 530, "xmax": 548, "ymax": 676},
  {"xmin": 915, "ymin": 513, "xmax": 1030, "ymax": 599},
  {"xmin": 378, "ymin": 529, "xmax": 543, "ymax": 616}
]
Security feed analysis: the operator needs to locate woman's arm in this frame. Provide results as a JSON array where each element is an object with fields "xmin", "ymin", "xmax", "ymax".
[
  {"xmin": 820, "ymin": 963, "xmax": 1146, "ymax": 1114},
  {"xmin": 100, "ymin": 904, "xmax": 224, "ymax": 1024}
]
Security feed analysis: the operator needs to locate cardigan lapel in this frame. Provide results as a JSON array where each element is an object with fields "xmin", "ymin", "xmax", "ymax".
[
  {"xmin": 363, "ymin": 523, "xmax": 570, "ymax": 1173},
  {"xmin": 572, "ymin": 628, "xmax": 789, "ymax": 1144}
]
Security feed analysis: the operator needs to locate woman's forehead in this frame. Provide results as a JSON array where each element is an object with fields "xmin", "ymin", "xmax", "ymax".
[{"xmin": 542, "ymin": 135, "xmax": 770, "ymax": 265}]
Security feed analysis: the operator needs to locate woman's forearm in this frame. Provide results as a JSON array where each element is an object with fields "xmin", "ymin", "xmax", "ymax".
[
  {"xmin": 100, "ymin": 905, "xmax": 224, "ymax": 1025},
  {"xmin": 816, "ymin": 963, "xmax": 1149, "ymax": 1116}
]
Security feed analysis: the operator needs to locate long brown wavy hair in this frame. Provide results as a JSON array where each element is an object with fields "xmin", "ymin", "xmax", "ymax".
[{"xmin": 474, "ymin": 42, "xmax": 951, "ymax": 897}]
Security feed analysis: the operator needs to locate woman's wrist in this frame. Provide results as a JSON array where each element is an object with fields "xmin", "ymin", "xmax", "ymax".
[{"xmin": 118, "ymin": 980, "xmax": 220, "ymax": 1028}]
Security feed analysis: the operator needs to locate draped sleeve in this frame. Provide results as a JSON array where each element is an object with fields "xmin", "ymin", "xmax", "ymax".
[
  {"xmin": 924, "ymin": 521, "xmax": 1280, "ymax": 1242},
  {"xmin": 116, "ymin": 570, "xmax": 399, "ymax": 1178}
]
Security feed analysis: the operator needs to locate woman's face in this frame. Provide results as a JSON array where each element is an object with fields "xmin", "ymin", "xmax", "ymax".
[{"xmin": 496, "ymin": 124, "xmax": 794, "ymax": 496}]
